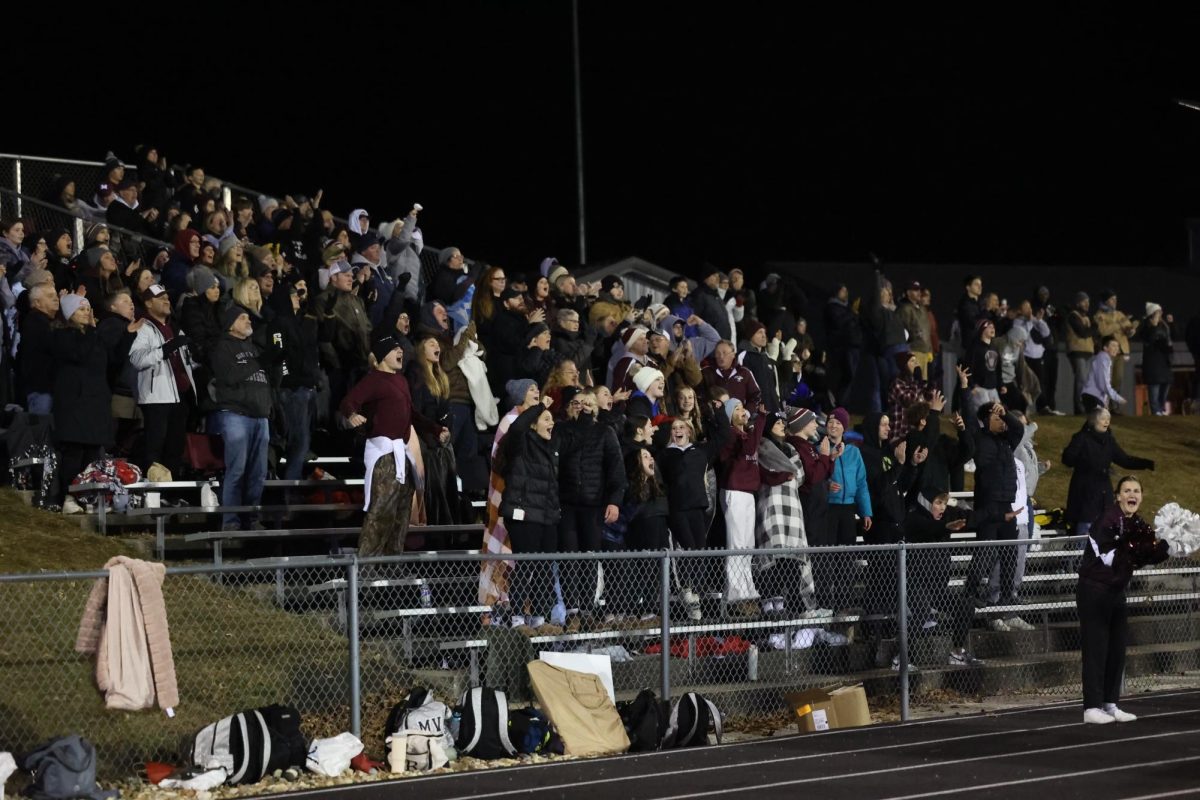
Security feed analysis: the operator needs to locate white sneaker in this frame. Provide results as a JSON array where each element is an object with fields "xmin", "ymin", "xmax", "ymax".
[
  {"xmin": 1005, "ymin": 616, "xmax": 1036, "ymax": 631},
  {"xmin": 1084, "ymin": 707, "xmax": 1116, "ymax": 724},
  {"xmin": 990, "ymin": 618, "xmax": 1011, "ymax": 632},
  {"xmin": 682, "ymin": 589, "xmax": 703, "ymax": 621},
  {"xmin": 509, "ymin": 615, "xmax": 526, "ymax": 628},
  {"xmin": 1104, "ymin": 704, "xmax": 1137, "ymax": 722},
  {"xmin": 529, "ymin": 615, "xmax": 546, "ymax": 628}
]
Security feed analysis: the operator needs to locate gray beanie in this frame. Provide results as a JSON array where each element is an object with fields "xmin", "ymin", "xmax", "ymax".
[
  {"xmin": 506, "ymin": 378, "xmax": 537, "ymax": 407},
  {"xmin": 187, "ymin": 265, "xmax": 220, "ymax": 295}
]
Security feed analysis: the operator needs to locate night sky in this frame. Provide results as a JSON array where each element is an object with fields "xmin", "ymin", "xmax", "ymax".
[{"xmin": 10, "ymin": 6, "xmax": 1200, "ymax": 276}]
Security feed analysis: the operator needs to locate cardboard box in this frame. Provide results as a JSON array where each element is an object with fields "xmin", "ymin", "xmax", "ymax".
[{"xmin": 784, "ymin": 683, "xmax": 871, "ymax": 733}]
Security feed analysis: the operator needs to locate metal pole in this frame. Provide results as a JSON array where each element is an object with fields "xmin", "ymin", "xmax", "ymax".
[
  {"xmin": 660, "ymin": 553, "xmax": 671, "ymax": 701},
  {"xmin": 14, "ymin": 158, "xmax": 22, "ymax": 217},
  {"xmin": 571, "ymin": 0, "xmax": 586, "ymax": 264},
  {"xmin": 898, "ymin": 543, "xmax": 910, "ymax": 721},
  {"xmin": 73, "ymin": 218, "xmax": 85, "ymax": 255},
  {"xmin": 347, "ymin": 558, "xmax": 362, "ymax": 737}
]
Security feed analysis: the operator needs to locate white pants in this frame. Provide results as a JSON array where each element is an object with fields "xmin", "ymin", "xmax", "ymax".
[{"xmin": 721, "ymin": 490, "xmax": 759, "ymax": 602}]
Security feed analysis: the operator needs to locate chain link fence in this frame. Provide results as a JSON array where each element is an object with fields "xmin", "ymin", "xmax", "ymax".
[{"xmin": 2, "ymin": 540, "xmax": 1197, "ymax": 779}]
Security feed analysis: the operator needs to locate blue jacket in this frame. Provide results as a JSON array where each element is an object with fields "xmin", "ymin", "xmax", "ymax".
[{"xmin": 827, "ymin": 442, "xmax": 873, "ymax": 518}]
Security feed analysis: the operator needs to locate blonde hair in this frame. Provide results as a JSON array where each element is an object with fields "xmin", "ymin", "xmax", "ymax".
[
  {"xmin": 231, "ymin": 278, "xmax": 262, "ymax": 314},
  {"xmin": 417, "ymin": 338, "xmax": 450, "ymax": 399}
]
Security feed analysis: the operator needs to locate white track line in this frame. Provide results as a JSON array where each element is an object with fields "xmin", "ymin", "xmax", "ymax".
[
  {"xmin": 1118, "ymin": 790, "xmax": 1200, "ymax": 800},
  {"xmin": 440, "ymin": 713, "xmax": 1200, "ymax": 800},
  {"xmin": 876, "ymin": 756, "xmax": 1200, "ymax": 800},
  {"xmin": 270, "ymin": 690, "xmax": 1200, "ymax": 800},
  {"xmin": 647, "ymin": 728, "xmax": 1200, "ymax": 800}
]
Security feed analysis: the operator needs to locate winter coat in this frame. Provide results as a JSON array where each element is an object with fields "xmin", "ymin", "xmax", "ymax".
[
  {"xmin": 692, "ymin": 285, "xmax": 732, "ymax": 341},
  {"xmin": 956, "ymin": 293, "xmax": 984, "ymax": 342},
  {"xmin": 718, "ymin": 412, "xmax": 768, "ymax": 493},
  {"xmin": 827, "ymin": 441, "xmax": 872, "ymax": 518},
  {"xmin": 824, "ymin": 297, "xmax": 863, "ymax": 352},
  {"xmin": 177, "ymin": 294, "xmax": 223, "ymax": 368},
  {"xmin": 1079, "ymin": 505, "xmax": 1169, "ymax": 592},
  {"xmin": 18, "ymin": 310, "xmax": 55, "ymax": 395},
  {"xmin": 75, "ymin": 556, "xmax": 178, "ymax": 712},
  {"xmin": 381, "ymin": 212, "xmax": 423, "ymax": 302},
  {"xmin": 129, "ymin": 319, "xmax": 197, "ymax": 404},
  {"xmin": 517, "ymin": 346, "xmax": 562, "ymax": 387},
  {"xmin": 970, "ymin": 410, "xmax": 1024, "ymax": 513},
  {"xmin": 736, "ymin": 347, "xmax": 781, "ymax": 413},
  {"xmin": 316, "ymin": 288, "xmax": 371, "ymax": 371},
  {"xmin": 896, "ymin": 297, "xmax": 931, "ymax": 352},
  {"xmin": 498, "ymin": 406, "xmax": 561, "ymax": 525},
  {"xmin": 1139, "ymin": 320, "xmax": 1173, "ymax": 385},
  {"xmin": 557, "ymin": 416, "xmax": 627, "ymax": 507},
  {"xmin": 702, "ymin": 363, "xmax": 762, "ymax": 408},
  {"xmin": 52, "ymin": 324, "xmax": 132, "ymax": 445},
  {"xmin": 659, "ymin": 439, "xmax": 721, "ymax": 513},
  {"xmin": 857, "ymin": 412, "xmax": 915, "ymax": 541},
  {"xmin": 552, "ymin": 327, "xmax": 599, "ymax": 381},
  {"xmin": 1061, "ymin": 423, "xmax": 1155, "ymax": 525},
  {"xmin": 268, "ymin": 300, "xmax": 322, "ymax": 390},
  {"xmin": 209, "ymin": 334, "xmax": 273, "ymax": 418},
  {"xmin": 483, "ymin": 308, "xmax": 528, "ymax": 394}
]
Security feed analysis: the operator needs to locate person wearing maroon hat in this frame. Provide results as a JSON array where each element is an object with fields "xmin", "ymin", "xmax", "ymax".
[
  {"xmin": 610, "ymin": 325, "xmax": 651, "ymax": 391},
  {"xmin": 736, "ymin": 320, "xmax": 782, "ymax": 413},
  {"xmin": 129, "ymin": 284, "xmax": 195, "ymax": 477}
]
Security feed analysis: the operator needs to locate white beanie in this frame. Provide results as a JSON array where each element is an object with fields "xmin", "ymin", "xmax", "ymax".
[
  {"xmin": 632, "ymin": 367, "xmax": 665, "ymax": 394},
  {"xmin": 1145, "ymin": 302, "xmax": 1162, "ymax": 318},
  {"xmin": 60, "ymin": 294, "xmax": 90, "ymax": 322}
]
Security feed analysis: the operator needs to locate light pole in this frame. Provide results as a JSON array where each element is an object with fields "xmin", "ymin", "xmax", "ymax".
[{"xmin": 572, "ymin": 0, "xmax": 587, "ymax": 265}]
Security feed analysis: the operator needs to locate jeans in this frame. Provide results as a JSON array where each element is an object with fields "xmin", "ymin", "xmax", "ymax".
[
  {"xmin": 215, "ymin": 411, "xmax": 270, "ymax": 529},
  {"xmin": 26, "ymin": 392, "xmax": 52, "ymax": 415},
  {"xmin": 1147, "ymin": 384, "xmax": 1168, "ymax": 415},
  {"xmin": 277, "ymin": 387, "xmax": 315, "ymax": 480}
]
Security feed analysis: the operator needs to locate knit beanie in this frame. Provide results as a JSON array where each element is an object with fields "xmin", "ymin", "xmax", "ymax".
[
  {"xmin": 1145, "ymin": 302, "xmax": 1162, "ymax": 317},
  {"xmin": 787, "ymin": 407, "xmax": 816, "ymax": 435},
  {"xmin": 187, "ymin": 265, "xmax": 219, "ymax": 295},
  {"xmin": 221, "ymin": 304, "xmax": 248, "ymax": 331},
  {"xmin": 506, "ymin": 378, "xmax": 537, "ymax": 407},
  {"xmin": 371, "ymin": 335, "xmax": 402, "ymax": 364},
  {"xmin": 724, "ymin": 398, "xmax": 743, "ymax": 422},
  {"xmin": 829, "ymin": 407, "xmax": 851, "ymax": 431},
  {"xmin": 632, "ymin": 367, "xmax": 665, "ymax": 394},
  {"xmin": 548, "ymin": 265, "xmax": 570, "ymax": 287},
  {"xmin": 60, "ymin": 294, "xmax": 89, "ymax": 322},
  {"xmin": 621, "ymin": 326, "xmax": 648, "ymax": 349}
]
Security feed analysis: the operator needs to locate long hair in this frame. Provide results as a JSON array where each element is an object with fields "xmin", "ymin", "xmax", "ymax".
[
  {"xmin": 673, "ymin": 386, "xmax": 704, "ymax": 439},
  {"xmin": 231, "ymin": 278, "xmax": 262, "ymax": 314},
  {"xmin": 626, "ymin": 448, "xmax": 665, "ymax": 503},
  {"xmin": 472, "ymin": 265, "xmax": 503, "ymax": 324},
  {"xmin": 543, "ymin": 360, "xmax": 578, "ymax": 393},
  {"xmin": 416, "ymin": 337, "xmax": 450, "ymax": 399}
]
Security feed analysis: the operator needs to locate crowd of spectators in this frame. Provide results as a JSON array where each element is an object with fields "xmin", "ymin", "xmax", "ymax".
[{"xmin": 0, "ymin": 149, "xmax": 1187, "ymax": 650}]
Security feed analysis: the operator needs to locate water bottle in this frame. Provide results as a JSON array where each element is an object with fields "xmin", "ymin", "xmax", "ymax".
[
  {"xmin": 419, "ymin": 583, "xmax": 433, "ymax": 609},
  {"xmin": 201, "ymin": 479, "xmax": 219, "ymax": 511},
  {"xmin": 748, "ymin": 644, "xmax": 759, "ymax": 682},
  {"xmin": 448, "ymin": 711, "xmax": 461, "ymax": 741}
]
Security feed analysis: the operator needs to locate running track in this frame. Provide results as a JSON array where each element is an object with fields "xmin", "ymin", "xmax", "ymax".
[{"xmin": 272, "ymin": 689, "xmax": 1200, "ymax": 800}]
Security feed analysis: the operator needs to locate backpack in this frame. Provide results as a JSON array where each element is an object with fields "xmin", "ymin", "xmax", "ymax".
[
  {"xmin": 618, "ymin": 689, "xmax": 670, "ymax": 752},
  {"xmin": 662, "ymin": 692, "xmax": 723, "ymax": 748},
  {"xmin": 20, "ymin": 735, "xmax": 116, "ymax": 800},
  {"xmin": 385, "ymin": 688, "xmax": 456, "ymax": 772},
  {"xmin": 190, "ymin": 704, "xmax": 307, "ymax": 785},
  {"xmin": 507, "ymin": 707, "xmax": 563, "ymax": 756},
  {"xmin": 455, "ymin": 686, "xmax": 517, "ymax": 759}
]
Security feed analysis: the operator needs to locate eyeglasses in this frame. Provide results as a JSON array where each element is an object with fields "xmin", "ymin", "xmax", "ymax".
[{"xmin": 492, "ymin": 276, "xmax": 507, "ymax": 283}]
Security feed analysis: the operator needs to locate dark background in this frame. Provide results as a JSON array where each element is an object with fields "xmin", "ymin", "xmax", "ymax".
[{"xmin": 9, "ymin": 6, "xmax": 1200, "ymax": 276}]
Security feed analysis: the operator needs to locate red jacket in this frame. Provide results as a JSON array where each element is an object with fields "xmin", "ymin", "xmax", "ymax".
[
  {"xmin": 703, "ymin": 364, "xmax": 762, "ymax": 408},
  {"xmin": 788, "ymin": 435, "xmax": 833, "ymax": 495},
  {"xmin": 718, "ymin": 412, "xmax": 767, "ymax": 493}
]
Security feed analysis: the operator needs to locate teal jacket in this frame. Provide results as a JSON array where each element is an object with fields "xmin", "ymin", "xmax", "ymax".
[{"xmin": 827, "ymin": 443, "xmax": 873, "ymax": 518}]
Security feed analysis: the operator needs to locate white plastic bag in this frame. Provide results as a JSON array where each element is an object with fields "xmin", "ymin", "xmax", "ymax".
[
  {"xmin": 0, "ymin": 751, "xmax": 16, "ymax": 800},
  {"xmin": 306, "ymin": 733, "xmax": 364, "ymax": 777}
]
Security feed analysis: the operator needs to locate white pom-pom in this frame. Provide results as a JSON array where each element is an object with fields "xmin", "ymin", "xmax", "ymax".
[{"xmin": 1154, "ymin": 503, "xmax": 1200, "ymax": 558}]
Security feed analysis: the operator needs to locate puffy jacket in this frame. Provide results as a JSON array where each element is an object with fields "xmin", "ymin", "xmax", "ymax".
[
  {"xmin": 52, "ymin": 325, "xmax": 132, "ymax": 446},
  {"xmin": 498, "ymin": 406, "xmax": 562, "ymax": 525},
  {"xmin": 970, "ymin": 411, "xmax": 1024, "ymax": 513},
  {"xmin": 177, "ymin": 294, "xmax": 223, "ymax": 368},
  {"xmin": 827, "ymin": 441, "xmax": 873, "ymax": 518},
  {"xmin": 557, "ymin": 416, "xmax": 627, "ymax": 507},
  {"xmin": 209, "ymin": 334, "xmax": 274, "ymax": 418},
  {"xmin": 1061, "ymin": 423, "xmax": 1154, "ymax": 525},
  {"xmin": 857, "ymin": 412, "xmax": 914, "ymax": 540},
  {"xmin": 129, "ymin": 320, "xmax": 197, "ymax": 404}
]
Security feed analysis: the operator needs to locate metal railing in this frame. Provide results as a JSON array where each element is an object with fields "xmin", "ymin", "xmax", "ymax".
[
  {"xmin": 0, "ymin": 187, "xmax": 171, "ymax": 261},
  {"xmin": 2, "ymin": 538, "xmax": 1197, "ymax": 778}
]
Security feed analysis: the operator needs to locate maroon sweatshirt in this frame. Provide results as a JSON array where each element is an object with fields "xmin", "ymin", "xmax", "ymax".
[
  {"xmin": 339, "ymin": 369, "xmax": 414, "ymax": 441},
  {"xmin": 788, "ymin": 435, "xmax": 834, "ymax": 496},
  {"xmin": 718, "ymin": 412, "xmax": 767, "ymax": 493}
]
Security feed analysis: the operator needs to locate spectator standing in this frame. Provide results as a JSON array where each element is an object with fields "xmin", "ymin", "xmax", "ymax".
[
  {"xmin": 824, "ymin": 283, "xmax": 863, "ymax": 407},
  {"xmin": 896, "ymin": 280, "xmax": 932, "ymax": 377},
  {"xmin": 692, "ymin": 265, "xmax": 733, "ymax": 341},
  {"xmin": 18, "ymin": 284, "xmax": 59, "ymax": 414},
  {"xmin": 737, "ymin": 321, "xmax": 782, "ymax": 413},
  {"xmin": 1061, "ymin": 407, "xmax": 1154, "ymax": 535},
  {"xmin": 863, "ymin": 272, "xmax": 909, "ymax": 413},
  {"xmin": 407, "ymin": 333, "xmax": 458, "ymax": 525},
  {"xmin": 717, "ymin": 398, "xmax": 766, "ymax": 617},
  {"xmin": 703, "ymin": 340, "xmax": 762, "ymax": 408},
  {"xmin": 210, "ymin": 307, "xmax": 275, "ymax": 531},
  {"xmin": 822, "ymin": 407, "xmax": 872, "ymax": 612},
  {"xmin": 317, "ymin": 260, "xmax": 371, "ymax": 418},
  {"xmin": 341, "ymin": 337, "xmax": 424, "ymax": 556},
  {"xmin": 955, "ymin": 275, "xmax": 985, "ymax": 346},
  {"xmin": 965, "ymin": 318, "xmax": 1001, "ymax": 421},
  {"xmin": 269, "ymin": 281, "xmax": 322, "ymax": 479},
  {"xmin": 1013, "ymin": 299, "xmax": 1057, "ymax": 415},
  {"xmin": 1081, "ymin": 337, "xmax": 1125, "ymax": 412},
  {"xmin": 128, "ymin": 284, "xmax": 195, "ymax": 477},
  {"xmin": 1066, "ymin": 292, "xmax": 1096, "ymax": 414},
  {"xmin": 1139, "ymin": 302, "xmax": 1173, "ymax": 416},
  {"xmin": 377, "ymin": 208, "xmax": 423, "ymax": 310},
  {"xmin": 1093, "ymin": 291, "xmax": 1137, "ymax": 397}
]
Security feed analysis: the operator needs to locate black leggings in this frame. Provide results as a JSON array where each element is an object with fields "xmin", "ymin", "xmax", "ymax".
[
  {"xmin": 1077, "ymin": 580, "xmax": 1128, "ymax": 709},
  {"xmin": 815, "ymin": 504, "xmax": 860, "ymax": 610},
  {"xmin": 669, "ymin": 508, "xmax": 707, "ymax": 590},
  {"xmin": 559, "ymin": 504, "xmax": 603, "ymax": 612},
  {"xmin": 506, "ymin": 519, "xmax": 557, "ymax": 618}
]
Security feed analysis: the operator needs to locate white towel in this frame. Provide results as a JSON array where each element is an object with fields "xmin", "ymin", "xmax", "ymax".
[{"xmin": 363, "ymin": 436, "xmax": 408, "ymax": 511}]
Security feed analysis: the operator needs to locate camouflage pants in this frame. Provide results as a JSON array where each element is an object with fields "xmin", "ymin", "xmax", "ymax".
[{"xmin": 359, "ymin": 453, "xmax": 415, "ymax": 557}]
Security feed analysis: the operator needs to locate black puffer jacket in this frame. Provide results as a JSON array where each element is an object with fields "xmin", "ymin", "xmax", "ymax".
[
  {"xmin": 1061, "ymin": 423, "xmax": 1154, "ymax": 525},
  {"xmin": 210, "ymin": 334, "xmax": 274, "ymax": 419},
  {"xmin": 970, "ymin": 410, "xmax": 1024, "ymax": 514},
  {"xmin": 517, "ymin": 346, "xmax": 562, "ymax": 386},
  {"xmin": 658, "ymin": 416, "xmax": 729, "ymax": 512},
  {"xmin": 557, "ymin": 415, "xmax": 627, "ymax": 507},
  {"xmin": 857, "ymin": 411, "xmax": 915, "ymax": 542},
  {"xmin": 498, "ymin": 406, "xmax": 562, "ymax": 525}
]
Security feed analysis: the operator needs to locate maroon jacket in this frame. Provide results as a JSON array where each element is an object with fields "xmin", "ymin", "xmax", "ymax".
[
  {"xmin": 788, "ymin": 435, "xmax": 833, "ymax": 495},
  {"xmin": 718, "ymin": 412, "xmax": 767, "ymax": 493},
  {"xmin": 703, "ymin": 363, "xmax": 762, "ymax": 408}
]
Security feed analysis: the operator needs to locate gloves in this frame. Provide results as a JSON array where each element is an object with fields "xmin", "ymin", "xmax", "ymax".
[
  {"xmin": 634, "ymin": 294, "xmax": 653, "ymax": 311},
  {"xmin": 395, "ymin": 272, "xmax": 411, "ymax": 289},
  {"xmin": 161, "ymin": 334, "xmax": 190, "ymax": 356}
]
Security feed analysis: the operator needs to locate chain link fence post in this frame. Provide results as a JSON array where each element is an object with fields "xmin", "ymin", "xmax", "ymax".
[
  {"xmin": 347, "ymin": 557, "xmax": 362, "ymax": 738},
  {"xmin": 660, "ymin": 551, "xmax": 671, "ymax": 702},
  {"xmin": 898, "ymin": 542, "xmax": 910, "ymax": 721},
  {"xmin": 13, "ymin": 156, "xmax": 21, "ymax": 215}
]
